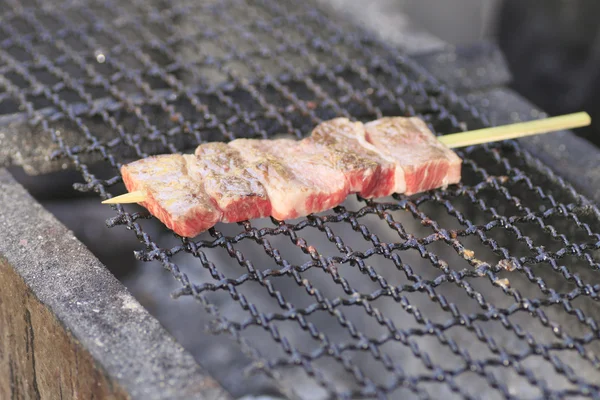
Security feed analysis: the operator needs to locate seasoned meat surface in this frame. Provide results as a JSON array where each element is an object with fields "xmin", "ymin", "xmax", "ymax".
[
  {"xmin": 229, "ymin": 138, "xmax": 349, "ymax": 220},
  {"xmin": 306, "ymin": 118, "xmax": 400, "ymax": 197},
  {"xmin": 365, "ymin": 117, "xmax": 462, "ymax": 195},
  {"xmin": 121, "ymin": 154, "xmax": 221, "ymax": 237},
  {"xmin": 195, "ymin": 142, "xmax": 246, "ymax": 173},
  {"xmin": 190, "ymin": 142, "xmax": 271, "ymax": 222},
  {"xmin": 185, "ymin": 147, "xmax": 271, "ymax": 223}
]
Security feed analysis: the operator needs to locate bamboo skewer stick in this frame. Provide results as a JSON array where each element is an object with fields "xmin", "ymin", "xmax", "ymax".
[
  {"xmin": 101, "ymin": 112, "xmax": 591, "ymax": 205},
  {"xmin": 438, "ymin": 112, "xmax": 591, "ymax": 149}
]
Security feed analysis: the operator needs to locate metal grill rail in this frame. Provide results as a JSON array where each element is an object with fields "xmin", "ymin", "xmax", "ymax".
[{"xmin": 2, "ymin": 0, "xmax": 600, "ymax": 399}]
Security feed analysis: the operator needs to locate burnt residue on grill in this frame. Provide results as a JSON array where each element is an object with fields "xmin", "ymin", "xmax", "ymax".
[{"xmin": 2, "ymin": 0, "xmax": 600, "ymax": 399}]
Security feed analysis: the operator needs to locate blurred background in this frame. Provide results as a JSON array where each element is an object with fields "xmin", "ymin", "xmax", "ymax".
[{"xmin": 321, "ymin": 0, "xmax": 600, "ymax": 146}]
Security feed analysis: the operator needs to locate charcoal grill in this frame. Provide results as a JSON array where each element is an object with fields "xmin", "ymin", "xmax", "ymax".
[{"xmin": 2, "ymin": 0, "xmax": 600, "ymax": 399}]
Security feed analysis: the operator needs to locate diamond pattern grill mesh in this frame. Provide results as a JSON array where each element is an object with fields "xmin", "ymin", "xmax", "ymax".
[{"xmin": 2, "ymin": 0, "xmax": 600, "ymax": 399}]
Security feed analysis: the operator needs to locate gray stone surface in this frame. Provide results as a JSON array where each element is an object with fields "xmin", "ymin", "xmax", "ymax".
[
  {"xmin": 0, "ymin": 167, "xmax": 231, "ymax": 400},
  {"xmin": 0, "ymin": 118, "xmax": 65, "ymax": 175}
]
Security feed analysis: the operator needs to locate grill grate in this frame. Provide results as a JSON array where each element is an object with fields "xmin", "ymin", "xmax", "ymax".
[{"xmin": 2, "ymin": 0, "xmax": 600, "ymax": 399}]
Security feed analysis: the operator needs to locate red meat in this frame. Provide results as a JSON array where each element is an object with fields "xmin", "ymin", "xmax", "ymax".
[
  {"xmin": 121, "ymin": 154, "xmax": 222, "ymax": 237},
  {"xmin": 190, "ymin": 143, "xmax": 271, "ymax": 223},
  {"xmin": 306, "ymin": 118, "xmax": 400, "ymax": 198},
  {"xmin": 365, "ymin": 117, "xmax": 461, "ymax": 195},
  {"xmin": 228, "ymin": 138, "xmax": 349, "ymax": 220}
]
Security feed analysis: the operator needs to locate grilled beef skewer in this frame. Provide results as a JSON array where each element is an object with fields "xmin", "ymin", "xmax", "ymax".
[
  {"xmin": 120, "ymin": 117, "xmax": 460, "ymax": 237},
  {"xmin": 110, "ymin": 113, "xmax": 591, "ymax": 237}
]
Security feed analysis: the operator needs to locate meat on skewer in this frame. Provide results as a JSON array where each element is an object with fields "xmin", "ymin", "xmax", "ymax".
[
  {"xmin": 228, "ymin": 137, "xmax": 350, "ymax": 220},
  {"xmin": 112, "ymin": 112, "xmax": 591, "ymax": 237},
  {"xmin": 120, "ymin": 116, "xmax": 457, "ymax": 236},
  {"xmin": 120, "ymin": 154, "xmax": 222, "ymax": 237},
  {"xmin": 189, "ymin": 143, "xmax": 272, "ymax": 223},
  {"xmin": 306, "ymin": 118, "xmax": 398, "ymax": 198},
  {"xmin": 365, "ymin": 117, "xmax": 461, "ymax": 195}
]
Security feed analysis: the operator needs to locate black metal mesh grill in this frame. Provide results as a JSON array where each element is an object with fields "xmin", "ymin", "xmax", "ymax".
[{"xmin": 3, "ymin": 0, "xmax": 600, "ymax": 399}]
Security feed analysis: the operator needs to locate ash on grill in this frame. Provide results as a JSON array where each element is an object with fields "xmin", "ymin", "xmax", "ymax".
[{"xmin": 2, "ymin": 0, "xmax": 600, "ymax": 399}]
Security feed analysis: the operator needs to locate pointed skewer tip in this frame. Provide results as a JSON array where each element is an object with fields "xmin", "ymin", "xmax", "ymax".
[{"xmin": 102, "ymin": 191, "xmax": 147, "ymax": 204}]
